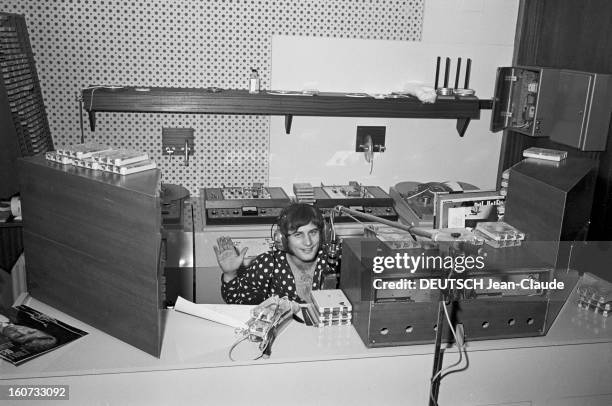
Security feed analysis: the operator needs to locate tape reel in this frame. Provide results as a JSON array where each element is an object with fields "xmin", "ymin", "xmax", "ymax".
[
  {"xmin": 273, "ymin": 206, "xmax": 290, "ymax": 251},
  {"xmin": 362, "ymin": 135, "xmax": 374, "ymax": 164}
]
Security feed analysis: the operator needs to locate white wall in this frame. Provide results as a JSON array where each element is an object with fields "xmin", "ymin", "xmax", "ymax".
[{"xmin": 269, "ymin": 0, "xmax": 519, "ymax": 194}]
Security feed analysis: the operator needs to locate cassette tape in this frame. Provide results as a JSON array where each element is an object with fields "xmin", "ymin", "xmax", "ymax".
[
  {"xmin": 91, "ymin": 149, "xmax": 149, "ymax": 166},
  {"xmin": 56, "ymin": 142, "xmax": 112, "ymax": 159},
  {"xmin": 310, "ymin": 289, "xmax": 352, "ymax": 318},
  {"xmin": 475, "ymin": 221, "xmax": 525, "ymax": 241},
  {"xmin": 45, "ymin": 151, "xmax": 73, "ymax": 165},
  {"xmin": 301, "ymin": 303, "xmax": 352, "ymax": 328},
  {"xmin": 72, "ymin": 158, "xmax": 101, "ymax": 170},
  {"xmin": 110, "ymin": 159, "xmax": 157, "ymax": 175}
]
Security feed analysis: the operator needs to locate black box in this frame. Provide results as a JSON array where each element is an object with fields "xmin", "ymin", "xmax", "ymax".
[{"xmin": 504, "ymin": 157, "xmax": 597, "ymax": 267}]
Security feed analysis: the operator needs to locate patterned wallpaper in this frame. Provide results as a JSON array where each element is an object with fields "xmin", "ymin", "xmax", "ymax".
[{"xmin": 2, "ymin": 0, "xmax": 424, "ymax": 194}]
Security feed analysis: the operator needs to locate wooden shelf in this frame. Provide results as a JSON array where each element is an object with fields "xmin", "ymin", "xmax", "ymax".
[{"xmin": 82, "ymin": 87, "xmax": 490, "ymax": 136}]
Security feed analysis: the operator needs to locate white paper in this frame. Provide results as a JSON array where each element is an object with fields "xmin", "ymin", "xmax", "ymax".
[
  {"xmin": 173, "ymin": 296, "xmax": 253, "ymax": 329},
  {"xmin": 448, "ymin": 207, "xmax": 468, "ymax": 228}
]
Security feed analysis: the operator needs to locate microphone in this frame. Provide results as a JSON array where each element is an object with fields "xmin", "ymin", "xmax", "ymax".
[
  {"xmin": 321, "ymin": 211, "xmax": 341, "ymax": 289},
  {"xmin": 326, "ymin": 238, "xmax": 340, "ymax": 268},
  {"xmin": 325, "ymin": 210, "xmax": 340, "ymax": 266}
]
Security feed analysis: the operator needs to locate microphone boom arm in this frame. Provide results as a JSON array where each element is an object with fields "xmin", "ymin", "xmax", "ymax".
[{"xmin": 333, "ymin": 205, "xmax": 483, "ymax": 245}]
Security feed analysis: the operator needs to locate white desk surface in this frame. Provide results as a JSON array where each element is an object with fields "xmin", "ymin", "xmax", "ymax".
[{"xmin": 1, "ymin": 275, "xmax": 611, "ymax": 406}]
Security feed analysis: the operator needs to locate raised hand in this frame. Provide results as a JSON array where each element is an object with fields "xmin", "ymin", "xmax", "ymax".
[{"xmin": 213, "ymin": 236, "xmax": 248, "ymax": 281}]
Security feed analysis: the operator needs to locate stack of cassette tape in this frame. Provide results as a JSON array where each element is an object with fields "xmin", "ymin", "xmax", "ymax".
[
  {"xmin": 473, "ymin": 221, "xmax": 525, "ymax": 248},
  {"xmin": 303, "ymin": 289, "xmax": 352, "ymax": 327},
  {"xmin": 577, "ymin": 285, "xmax": 611, "ymax": 317},
  {"xmin": 45, "ymin": 142, "xmax": 156, "ymax": 175},
  {"xmin": 293, "ymin": 182, "xmax": 315, "ymax": 204}
]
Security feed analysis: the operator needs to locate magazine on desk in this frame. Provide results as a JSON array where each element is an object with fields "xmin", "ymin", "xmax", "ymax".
[{"xmin": 0, "ymin": 305, "xmax": 88, "ymax": 366}]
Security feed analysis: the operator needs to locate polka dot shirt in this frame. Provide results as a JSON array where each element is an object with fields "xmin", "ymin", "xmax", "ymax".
[{"xmin": 221, "ymin": 249, "xmax": 331, "ymax": 305}]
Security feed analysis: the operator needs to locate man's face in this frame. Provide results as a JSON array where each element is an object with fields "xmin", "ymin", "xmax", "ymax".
[{"xmin": 286, "ymin": 222, "xmax": 320, "ymax": 262}]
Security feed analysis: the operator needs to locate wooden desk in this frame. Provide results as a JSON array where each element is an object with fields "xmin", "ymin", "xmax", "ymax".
[{"xmin": 1, "ymin": 275, "xmax": 611, "ymax": 406}]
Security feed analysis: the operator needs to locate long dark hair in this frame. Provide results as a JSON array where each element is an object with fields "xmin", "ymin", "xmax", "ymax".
[{"xmin": 278, "ymin": 203, "xmax": 324, "ymax": 236}]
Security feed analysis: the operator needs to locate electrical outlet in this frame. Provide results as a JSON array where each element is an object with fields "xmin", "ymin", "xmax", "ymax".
[
  {"xmin": 162, "ymin": 127, "xmax": 195, "ymax": 156},
  {"xmin": 356, "ymin": 126, "xmax": 386, "ymax": 152}
]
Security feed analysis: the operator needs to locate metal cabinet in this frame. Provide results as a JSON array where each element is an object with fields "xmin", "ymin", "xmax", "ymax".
[{"xmin": 491, "ymin": 66, "xmax": 612, "ymax": 151}]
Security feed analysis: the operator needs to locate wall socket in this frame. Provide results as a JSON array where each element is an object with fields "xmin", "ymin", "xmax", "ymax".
[
  {"xmin": 355, "ymin": 126, "xmax": 386, "ymax": 152},
  {"xmin": 162, "ymin": 127, "xmax": 195, "ymax": 166},
  {"xmin": 162, "ymin": 127, "xmax": 195, "ymax": 156}
]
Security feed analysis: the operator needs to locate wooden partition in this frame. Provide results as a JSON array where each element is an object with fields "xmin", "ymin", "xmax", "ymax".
[
  {"xmin": 18, "ymin": 156, "xmax": 165, "ymax": 357},
  {"xmin": 501, "ymin": 0, "xmax": 612, "ymax": 240}
]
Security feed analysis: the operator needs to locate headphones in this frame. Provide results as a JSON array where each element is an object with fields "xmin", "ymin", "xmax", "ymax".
[
  {"xmin": 272, "ymin": 204, "xmax": 325, "ymax": 252},
  {"xmin": 273, "ymin": 206, "xmax": 290, "ymax": 251}
]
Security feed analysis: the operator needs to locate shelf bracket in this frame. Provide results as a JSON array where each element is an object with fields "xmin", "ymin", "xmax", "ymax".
[
  {"xmin": 284, "ymin": 114, "xmax": 293, "ymax": 134},
  {"xmin": 455, "ymin": 98, "xmax": 490, "ymax": 137},
  {"xmin": 456, "ymin": 118, "xmax": 471, "ymax": 137},
  {"xmin": 88, "ymin": 111, "xmax": 96, "ymax": 132}
]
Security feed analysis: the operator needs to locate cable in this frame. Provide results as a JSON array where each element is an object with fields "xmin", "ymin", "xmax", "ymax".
[
  {"xmin": 429, "ymin": 267, "xmax": 471, "ymax": 405},
  {"xmin": 430, "ymin": 386, "xmax": 439, "ymax": 406},
  {"xmin": 429, "ymin": 267, "xmax": 467, "ymax": 404},
  {"xmin": 227, "ymin": 335, "xmax": 265, "ymax": 362},
  {"xmin": 228, "ymin": 335, "xmax": 248, "ymax": 361},
  {"xmin": 403, "ymin": 187, "xmax": 430, "ymax": 200},
  {"xmin": 228, "ymin": 297, "xmax": 287, "ymax": 361},
  {"xmin": 431, "ymin": 302, "xmax": 466, "ymax": 382},
  {"xmin": 270, "ymin": 221, "xmax": 277, "ymax": 245},
  {"xmin": 329, "ymin": 209, "xmax": 336, "ymax": 241},
  {"xmin": 80, "ymin": 85, "xmax": 124, "ymax": 111},
  {"xmin": 403, "ymin": 181, "xmax": 455, "ymax": 202},
  {"xmin": 191, "ymin": 202, "xmax": 197, "ymax": 303}
]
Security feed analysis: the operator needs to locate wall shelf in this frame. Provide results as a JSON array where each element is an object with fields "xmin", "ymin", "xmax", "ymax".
[{"xmin": 81, "ymin": 87, "xmax": 491, "ymax": 136}]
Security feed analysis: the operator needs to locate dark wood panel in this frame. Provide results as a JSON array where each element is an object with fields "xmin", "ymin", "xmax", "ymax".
[
  {"xmin": 0, "ymin": 80, "xmax": 21, "ymax": 198},
  {"xmin": 0, "ymin": 223, "xmax": 23, "ymax": 271},
  {"xmin": 20, "ymin": 155, "xmax": 161, "ymax": 197},
  {"xmin": 82, "ymin": 87, "xmax": 482, "ymax": 119},
  {"xmin": 22, "ymin": 192, "xmax": 161, "ymax": 283},
  {"xmin": 19, "ymin": 157, "xmax": 161, "ymax": 277},
  {"xmin": 24, "ymin": 231, "xmax": 162, "ymax": 356},
  {"xmin": 513, "ymin": 0, "xmax": 544, "ymax": 65},
  {"xmin": 505, "ymin": 157, "xmax": 597, "ymax": 268},
  {"xmin": 538, "ymin": 1, "xmax": 612, "ymax": 71},
  {"xmin": 590, "ymin": 124, "xmax": 612, "ymax": 239},
  {"xmin": 20, "ymin": 157, "xmax": 161, "ymax": 236},
  {"xmin": 19, "ymin": 155, "xmax": 164, "ymax": 357},
  {"xmin": 502, "ymin": 0, "xmax": 612, "ymax": 241}
]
